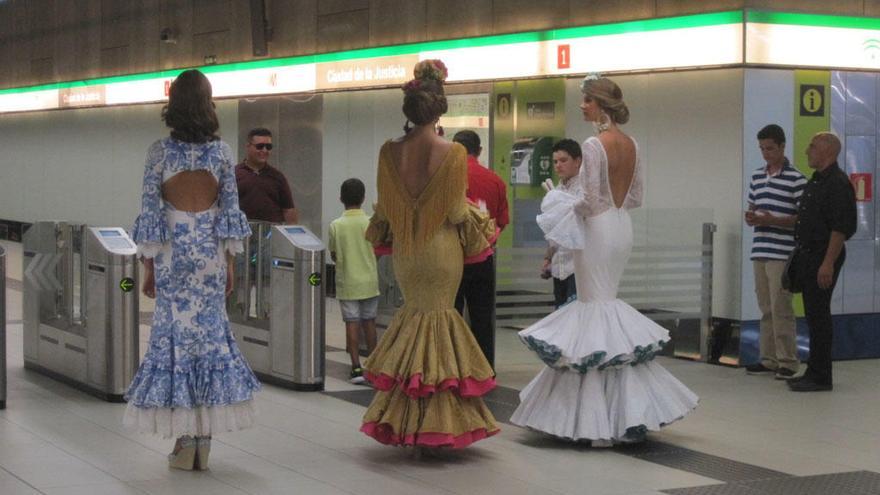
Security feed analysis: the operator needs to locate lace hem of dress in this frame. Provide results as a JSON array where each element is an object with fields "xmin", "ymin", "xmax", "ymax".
[{"xmin": 123, "ymin": 400, "xmax": 257, "ymax": 438}]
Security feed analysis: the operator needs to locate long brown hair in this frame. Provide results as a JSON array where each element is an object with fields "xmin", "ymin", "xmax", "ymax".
[{"xmin": 162, "ymin": 69, "xmax": 220, "ymax": 143}]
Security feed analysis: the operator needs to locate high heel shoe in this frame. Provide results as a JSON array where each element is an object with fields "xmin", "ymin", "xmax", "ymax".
[
  {"xmin": 168, "ymin": 436, "xmax": 198, "ymax": 470},
  {"xmin": 195, "ymin": 436, "xmax": 211, "ymax": 470}
]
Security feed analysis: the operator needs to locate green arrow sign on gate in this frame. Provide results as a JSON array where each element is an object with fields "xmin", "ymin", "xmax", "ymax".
[
  {"xmin": 119, "ymin": 277, "xmax": 135, "ymax": 293},
  {"xmin": 308, "ymin": 272, "xmax": 321, "ymax": 287}
]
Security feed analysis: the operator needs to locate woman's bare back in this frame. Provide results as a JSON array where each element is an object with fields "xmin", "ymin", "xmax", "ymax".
[
  {"xmin": 389, "ymin": 134, "xmax": 454, "ymax": 200},
  {"xmin": 598, "ymin": 131, "xmax": 637, "ymax": 208},
  {"xmin": 162, "ymin": 170, "xmax": 219, "ymax": 212}
]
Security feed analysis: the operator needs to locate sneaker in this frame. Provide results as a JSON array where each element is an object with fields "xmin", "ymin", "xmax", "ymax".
[
  {"xmin": 774, "ymin": 368, "xmax": 797, "ymax": 380},
  {"xmin": 745, "ymin": 363, "xmax": 775, "ymax": 375},
  {"xmin": 349, "ymin": 367, "xmax": 366, "ymax": 385}
]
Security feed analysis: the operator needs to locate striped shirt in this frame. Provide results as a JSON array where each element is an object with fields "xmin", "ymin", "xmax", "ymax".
[{"xmin": 748, "ymin": 160, "xmax": 807, "ymax": 260}]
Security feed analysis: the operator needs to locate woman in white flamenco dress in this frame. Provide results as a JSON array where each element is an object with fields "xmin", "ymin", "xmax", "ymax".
[{"xmin": 511, "ymin": 75, "xmax": 698, "ymax": 445}]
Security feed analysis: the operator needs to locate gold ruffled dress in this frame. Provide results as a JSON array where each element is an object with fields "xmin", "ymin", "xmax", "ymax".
[{"xmin": 360, "ymin": 141, "xmax": 500, "ymax": 448}]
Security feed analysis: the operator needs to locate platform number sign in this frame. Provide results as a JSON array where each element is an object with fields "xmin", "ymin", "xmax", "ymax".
[
  {"xmin": 557, "ymin": 44, "xmax": 571, "ymax": 69},
  {"xmin": 496, "ymin": 93, "xmax": 511, "ymax": 120},
  {"xmin": 800, "ymin": 84, "xmax": 825, "ymax": 117}
]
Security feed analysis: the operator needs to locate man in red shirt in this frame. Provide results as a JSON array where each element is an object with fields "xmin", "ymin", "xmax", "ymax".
[
  {"xmin": 452, "ymin": 130, "xmax": 509, "ymax": 368},
  {"xmin": 235, "ymin": 128, "xmax": 298, "ymax": 224}
]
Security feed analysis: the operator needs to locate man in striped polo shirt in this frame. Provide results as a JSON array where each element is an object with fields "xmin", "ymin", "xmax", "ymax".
[{"xmin": 745, "ymin": 124, "xmax": 807, "ymax": 380}]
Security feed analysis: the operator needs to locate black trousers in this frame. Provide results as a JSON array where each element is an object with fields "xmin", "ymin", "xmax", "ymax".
[
  {"xmin": 455, "ymin": 255, "xmax": 496, "ymax": 368},
  {"xmin": 796, "ymin": 246, "xmax": 845, "ymax": 385},
  {"xmin": 553, "ymin": 274, "xmax": 577, "ymax": 308}
]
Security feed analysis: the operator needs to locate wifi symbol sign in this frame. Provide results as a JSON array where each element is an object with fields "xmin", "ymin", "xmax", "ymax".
[{"xmin": 863, "ymin": 38, "xmax": 880, "ymax": 61}]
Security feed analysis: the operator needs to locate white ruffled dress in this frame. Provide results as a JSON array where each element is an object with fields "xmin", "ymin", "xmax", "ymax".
[
  {"xmin": 124, "ymin": 137, "xmax": 261, "ymax": 438},
  {"xmin": 511, "ymin": 136, "xmax": 698, "ymax": 443}
]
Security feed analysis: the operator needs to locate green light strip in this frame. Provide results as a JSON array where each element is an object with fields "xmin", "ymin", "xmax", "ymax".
[
  {"xmin": 0, "ymin": 10, "xmax": 741, "ymax": 97},
  {"xmin": 747, "ymin": 10, "xmax": 880, "ymax": 31}
]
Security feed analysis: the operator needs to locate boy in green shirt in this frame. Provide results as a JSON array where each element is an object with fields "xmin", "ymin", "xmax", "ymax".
[{"xmin": 328, "ymin": 178, "xmax": 380, "ymax": 384}]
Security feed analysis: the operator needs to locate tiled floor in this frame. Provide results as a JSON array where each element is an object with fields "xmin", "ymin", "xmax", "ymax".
[{"xmin": 2, "ymin": 239, "xmax": 880, "ymax": 494}]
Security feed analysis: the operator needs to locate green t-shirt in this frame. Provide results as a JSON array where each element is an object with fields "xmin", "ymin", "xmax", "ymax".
[{"xmin": 328, "ymin": 209, "xmax": 380, "ymax": 301}]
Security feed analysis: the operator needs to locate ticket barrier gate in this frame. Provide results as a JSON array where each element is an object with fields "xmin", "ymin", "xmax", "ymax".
[
  {"xmin": 22, "ymin": 222, "xmax": 139, "ymax": 402},
  {"xmin": 228, "ymin": 223, "xmax": 326, "ymax": 391}
]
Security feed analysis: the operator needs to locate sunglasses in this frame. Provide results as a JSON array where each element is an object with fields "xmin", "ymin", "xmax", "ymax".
[{"xmin": 252, "ymin": 143, "xmax": 273, "ymax": 151}]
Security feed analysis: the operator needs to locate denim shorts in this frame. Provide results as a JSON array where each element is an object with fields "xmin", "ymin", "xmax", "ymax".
[{"xmin": 340, "ymin": 296, "xmax": 379, "ymax": 322}]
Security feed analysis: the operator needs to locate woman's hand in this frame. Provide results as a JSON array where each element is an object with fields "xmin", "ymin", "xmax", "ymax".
[
  {"xmin": 226, "ymin": 264, "xmax": 235, "ymax": 296},
  {"xmin": 142, "ymin": 269, "xmax": 156, "ymax": 299}
]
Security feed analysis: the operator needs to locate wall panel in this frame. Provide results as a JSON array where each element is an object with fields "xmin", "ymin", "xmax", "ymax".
[
  {"xmin": 317, "ymin": 9, "xmax": 370, "ymax": 53},
  {"xmin": 425, "ymin": 0, "xmax": 493, "ymax": 40},
  {"xmin": 158, "ymin": 0, "xmax": 195, "ymax": 69},
  {"xmin": 267, "ymin": 0, "xmax": 318, "ymax": 58},
  {"xmin": 0, "ymin": 101, "xmax": 238, "ymax": 228},
  {"xmin": 568, "ymin": 0, "xmax": 654, "ymax": 26},
  {"xmin": 492, "ymin": 0, "xmax": 570, "ymax": 33},
  {"xmin": 369, "ymin": 0, "xmax": 426, "ymax": 46}
]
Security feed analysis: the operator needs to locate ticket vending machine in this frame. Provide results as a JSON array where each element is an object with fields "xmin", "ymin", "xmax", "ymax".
[
  {"xmin": 23, "ymin": 222, "xmax": 138, "ymax": 401},
  {"xmin": 236, "ymin": 225, "xmax": 325, "ymax": 390}
]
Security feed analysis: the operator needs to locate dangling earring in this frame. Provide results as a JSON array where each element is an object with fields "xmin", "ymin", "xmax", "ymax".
[
  {"xmin": 403, "ymin": 119, "xmax": 412, "ymax": 134},
  {"xmin": 593, "ymin": 112, "xmax": 611, "ymax": 134}
]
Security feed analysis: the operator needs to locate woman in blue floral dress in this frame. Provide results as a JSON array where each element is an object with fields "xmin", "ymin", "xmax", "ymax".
[{"xmin": 124, "ymin": 70, "xmax": 261, "ymax": 470}]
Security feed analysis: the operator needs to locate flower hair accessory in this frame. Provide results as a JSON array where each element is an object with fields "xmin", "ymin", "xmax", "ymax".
[
  {"xmin": 413, "ymin": 59, "xmax": 448, "ymax": 83},
  {"xmin": 580, "ymin": 72, "xmax": 602, "ymax": 93}
]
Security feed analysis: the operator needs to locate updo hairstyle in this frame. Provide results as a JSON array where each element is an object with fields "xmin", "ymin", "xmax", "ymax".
[
  {"xmin": 581, "ymin": 76, "xmax": 630, "ymax": 125},
  {"xmin": 402, "ymin": 59, "xmax": 449, "ymax": 127}
]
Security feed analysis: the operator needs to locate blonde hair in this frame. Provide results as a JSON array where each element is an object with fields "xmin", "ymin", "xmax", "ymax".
[{"xmin": 581, "ymin": 77, "xmax": 630, "ymax": 125}]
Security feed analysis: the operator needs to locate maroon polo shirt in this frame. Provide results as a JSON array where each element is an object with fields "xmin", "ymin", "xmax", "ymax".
[{"xmin": 235, "ymin": 162, "xmax": 295, "ymax": 223}]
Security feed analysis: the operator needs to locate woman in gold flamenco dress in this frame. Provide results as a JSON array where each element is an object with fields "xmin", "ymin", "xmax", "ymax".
[{"xmin": 359, "ymin": 60, "xmax": 500, "ymax": 449}]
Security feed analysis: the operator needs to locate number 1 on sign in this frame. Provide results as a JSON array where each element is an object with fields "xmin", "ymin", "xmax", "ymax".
[{"xmin": 557, "ymin": 44, "xmax": 571, "ymax": 69}]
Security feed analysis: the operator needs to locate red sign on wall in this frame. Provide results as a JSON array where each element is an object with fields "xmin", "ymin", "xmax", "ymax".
[
  {"xmin": 557, "ymin": 44, "xmax": 571, "ymax": 69},
  {"xmin": 850, "ymin": 173, "xmax": 872, "ymax": 202}
]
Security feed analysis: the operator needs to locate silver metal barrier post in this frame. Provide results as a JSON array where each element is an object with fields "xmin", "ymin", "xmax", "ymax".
[
  {"xmin": 699, "ymin": 223, "xmax": 716, "ymax": 362},
  {"xmin": 269, "ymin": 225, "xmax": 325, "ymax": 391},
  {"xmin": 0, "ymin": 245, "xmax": 6, "ymax": 409}
]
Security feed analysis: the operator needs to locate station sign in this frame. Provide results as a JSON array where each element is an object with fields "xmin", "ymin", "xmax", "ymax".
[
  {"xmin": 3, "ymin": 10, "xmax": 879, "ymax": 115},
  {"xmin": 746, "ymin": 11, "xmax": 880, "ymax": 70}
]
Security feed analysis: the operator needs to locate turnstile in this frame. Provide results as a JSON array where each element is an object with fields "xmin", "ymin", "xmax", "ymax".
[
  {"xmin": 22, "ymin": 222, "xmax": 139, "ymax": 402},
  {"xmin": 229, "ymin": 223, "xmax": 326, "ymax": 391}
]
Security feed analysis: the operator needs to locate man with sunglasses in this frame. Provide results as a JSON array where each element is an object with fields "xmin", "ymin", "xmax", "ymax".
[{"xmin": 235, "ymin": 127, "xmax": 298, "ymax": 223}]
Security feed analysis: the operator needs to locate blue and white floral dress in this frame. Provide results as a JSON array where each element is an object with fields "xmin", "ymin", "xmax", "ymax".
[{"xmin": 123, "ymin": 137, "xmax": 261, "ymax": 438}]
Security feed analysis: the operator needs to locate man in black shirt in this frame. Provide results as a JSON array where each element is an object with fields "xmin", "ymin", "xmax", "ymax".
[{"xmin": 788, "ymin": 132, "xmax": 857, "ymax": 392}]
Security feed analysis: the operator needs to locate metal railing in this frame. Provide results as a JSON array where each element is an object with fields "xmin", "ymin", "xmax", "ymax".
[
  {"xmin": 495, "ymin": 217, "xmax": 716, "ymax": 362},
  {"xmin": 0, "ymin": 245, "xmax": 6, "ymax": 409}
]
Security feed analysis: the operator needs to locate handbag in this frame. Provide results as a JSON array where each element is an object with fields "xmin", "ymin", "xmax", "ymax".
[{"xmin": 781, "ymin": 247, "xmax": 801, "ymax": 293}]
